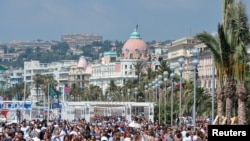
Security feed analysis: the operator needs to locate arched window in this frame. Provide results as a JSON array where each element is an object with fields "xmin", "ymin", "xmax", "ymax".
[
  {"xmin": 135, "ymin": 48, "xmax": 140, "ymax": 54},
  {"xmin": 126, "ymin": 48, "xmax": 129, "ymax": 53}
]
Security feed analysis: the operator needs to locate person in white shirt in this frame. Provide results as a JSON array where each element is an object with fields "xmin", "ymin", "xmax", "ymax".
[
  {"xmin": 183, "ymin": 133, "xmax": 192, "ymax": 141},
  {"xmin": 59, "ymin": 127, "xmax": 66, "ymax": 141},
  {"xmin": 32, "ymin": 132, "xmax": 41, "ymax": 141},
  {"xmin": 181, "ymin": 128, "xmax": 187, "ymax": 138},
  {"xmin": 51, "ymin": 130, "xmax": 63, "ymax": 141},
  {"xmin": 20, "ymin": 122, "xmax": 29, "ymax": 136},
  {"xmin": 101, "ymin": 136, "xmax": 108, "ymax": 141}
]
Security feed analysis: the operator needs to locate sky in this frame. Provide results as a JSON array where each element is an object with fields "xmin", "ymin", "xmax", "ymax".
[{"xmin": 0, "ymin": 0, "xmax": 250, "ymax": 43}]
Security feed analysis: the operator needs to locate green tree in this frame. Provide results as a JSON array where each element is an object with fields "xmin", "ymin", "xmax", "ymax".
[
  {"xmin": 89, "ymin": 85, "xmax": 101, "ymax": 101},
  {"xmin": 228, "ymin": 1, "xmax": 250, "ymax": 124},
  {"xmin": 195, "ymin": 0, "xmax": 250, "ymax": 124},
  {"xmin": 51, "ymin": 42, "xmax": 70, "ymax": 56},
  {"xmin": 156, "ymin": 60, "xmax": 170, "ymax": 75},
  {"xmin": 69, "ymin": 83, "xmax": 83, "ymax": 101},
  {"xmin": 133, "ymin": 61, "xmax": 146, "ymax": 83}
]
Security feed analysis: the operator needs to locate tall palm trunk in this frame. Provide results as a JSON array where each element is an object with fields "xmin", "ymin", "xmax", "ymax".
[
  {"xmin": 216, "ymin": 83, "xmax": 224, "ymax": 124},
  {"xmin": 224, "ymin": 76, "xmax": 235, "ymax": 124},
  {"xmin": 236, "ymin": 83, "xmax": 248, "ymax": 125}
]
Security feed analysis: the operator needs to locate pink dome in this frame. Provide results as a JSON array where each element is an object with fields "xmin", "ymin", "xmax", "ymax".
[
  {"xmin": 122, "ymin": 39, "xmax": 147, "ymax": 54},
  {"xmin": 77, "ymin": 56, "xmax": 87, "ymax": 69},
  {"xmin": 121, "ymin": 26, "xmax": 148, "ymax": 60}
]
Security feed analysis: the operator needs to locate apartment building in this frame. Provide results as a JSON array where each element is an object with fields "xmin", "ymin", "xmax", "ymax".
[
  {"xmin": 68, "ymin": 56, "xmax": 92, "ymax": 89},
  {"xmin": 61, "ymin": 34, "xmax": 103, "ymax": 48},
  {"xmin": 167, "ymin": 37, "xmax": 200, "ymax": 80},
  {"xmin": 8, "ymin": 68, "xmax": 23, "ymax": 86},
  {"xmin": 195, "ymin": 43, "xmax": 216, "ymax": 93},
  {"xmin": 7, "ymin": 40, "xmax": 55, "ymax": 52},
  {"xmin": 23, "ymin": 60, "xmax": 78, "ymax": 102}
]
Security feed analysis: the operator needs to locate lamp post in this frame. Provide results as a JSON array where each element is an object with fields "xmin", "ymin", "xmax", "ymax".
[
  {"xmin": 135, "ymin": 87, "xmax": 138, "ymax": 102},
  {"xmin": 212, "ymin": 64, "xmax": 215, "ymax": 124},
  {"xmin": 134, "ymin": 87, "xmax": 138, "ymax": 115},
  {"xmin": 153, "ymin": 78, "xmax": 159, "ymax": 122},
  {"xmin": 158, "ymin": 75, "xmax": 163, "ymax": 124},
  {"xmin": 163, "ymin": 71, "xmax": 168, "ymax": 124},
  {"xmin": 148, "ymin": 83, "xmax": 152, "ymax": 102},
  {"xmin": 178, "ymin": 57, "xmax": 184, "ymax": 125},
  {"xmin": 191, "ymin": 48, "xmax": 199, "ymax": 131},
  {"xmin": 170, "ymin": 66, "xmax": 175, "ymax": 127},
  {"xmin": 121, "ymin": 90, "xmax": 123, "ymax": 101},
  {"xmin": 152, "ymin": 84, "xmax": 155, "ymax": 103},
  {"xmin": 144, "ymin": 84, "xmax": 148, "ymax": 102},
  {"xmin": 152, "ymin": 79, "xmax": 157, "ymax": 102},
  {"xmin": 127, "ymin": 89, "xmax": 130, "ymax": 102}
]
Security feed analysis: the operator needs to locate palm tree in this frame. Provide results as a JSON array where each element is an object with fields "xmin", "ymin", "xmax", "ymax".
[
  {"xmin": 83, "ymin": 86, "xmax": 91, "ymax": 101},
  {"xmin": 245, "ymin": 65, "xmax": 250, "ymax": 123},
  {"xmin": 219, "ymin": 23, "xmax": 235, "ymax": 125},
  {"xmin": 144, "ymin": 65, "xmax": 154, "ymax": 82},
  {"xmin": 195, "ymin": 0, "xmax": 250, "ymax": 124},
  {"xmin": 89, "ymin": 85, "xmax": 101, "ymax": 101},
  {"xmin": 39, "ymin": 75, "xmax": 57, "ymax": 105},
  {"xmin": 182, "ymin": 80, "xmax": 212, "ymax": 117},
  {"xmin": 33, "ymin": 74, "xmax": 44, "ymax": 102},
  {"xmin": 107, "ymin": 80, "xmax": 117, "ymax": 101},
  {"xmin": 133, "ymin": 61, "xmax": 146, "ymax": 83},
  {"xmin": 15, "ymin": 83, "xmax": 25, "ymax": 100},
  {"xmin": 122, "ymin": 80, "xmax": 134, "ymax": 101},
  {"xmin": 228, "ymin": 1, "xmax": 250, "ymax": 124},
  {"xmin": 181, "ymin": 80, "xmax": 193, "ymax": 116},
  {"xmin": 70, "ymin": 83, "xmax": 83, "ymax": 101},
  {"xmin": 156, "ymin": 60, "xmax": 170, "ymax": 75},
  {"xmin": 195, "ymin": 31, "xmax": 225, "ymax": 123}
]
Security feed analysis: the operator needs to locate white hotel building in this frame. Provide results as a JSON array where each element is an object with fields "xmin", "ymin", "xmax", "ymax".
[
  {"xmin": 23, "ymin": 60, "xmax": 78, "ymax": 102},
  {"xmin": 90, "ymin": 27, "xmax": 150, "ymax": 94}
]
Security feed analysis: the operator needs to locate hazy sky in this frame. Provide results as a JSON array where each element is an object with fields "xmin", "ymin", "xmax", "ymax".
[{"xmin": 0, "ymin": 0, "xmax": 250, "ymax": 43}]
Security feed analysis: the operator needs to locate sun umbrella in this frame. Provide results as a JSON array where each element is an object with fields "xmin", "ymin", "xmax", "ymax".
[
  {"xmin": 128, "ymin": 121, "xmax": 141, "ymax": 128},
  {"xmin": 0, "ymin": 65, "xmax": 7, "ymax": 71}
]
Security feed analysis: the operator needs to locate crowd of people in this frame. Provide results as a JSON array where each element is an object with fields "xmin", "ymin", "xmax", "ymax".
[{"xmin": 0, "ymin": 115, "xmax": 209, "ymax": 141}]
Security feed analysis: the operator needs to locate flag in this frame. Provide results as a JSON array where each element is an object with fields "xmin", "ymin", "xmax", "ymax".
[
  {"xmin": 64, "ymin": 86, "xmax": 71, "ymax": 94},
  {"xmin": 49, "ymin": 84, "xmax": 57, "ymax": 97},
  {"xmin": 44, "ymin": 109, "xmax": 48, "ymax": 115},
  {"xmin": 0, "ymin": 97, "xmax": 9, "ymax": 118}
]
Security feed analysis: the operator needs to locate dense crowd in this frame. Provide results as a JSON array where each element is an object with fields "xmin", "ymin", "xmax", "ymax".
[{"xmin": 0, "ymin": 115, "xmax": 209, "ymax": 141}]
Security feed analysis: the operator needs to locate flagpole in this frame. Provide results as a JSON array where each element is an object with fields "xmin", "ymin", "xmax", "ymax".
[
  {"xmin": 23, "ymin": 81, "xmax": 26, "ymax": 121},
  {"xmin": 47, "ymin": 83, "xmax": 50, "ymax": 121},
  {"xmin": 44, "ymin": 87, "xmax": 46, "ymax": 119},
  {"xmin": 24, "ymin": 81, "xmax": 26, "ymax": 101},
  {"xmin": 62, "ymin": 88, "xmax": 65, "ymax": 102}
]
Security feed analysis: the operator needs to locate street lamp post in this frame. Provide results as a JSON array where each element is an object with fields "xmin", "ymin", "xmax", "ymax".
[
  {"xmin": 191, "ymin": 48, "xmax": 199, "ymax": 131},
  {"xmin": 158, "ymin": 75, "xmax": 163, "ymax": 124},
  {"xmin": 152, "ymin": 85, "xmax": 155, "ymax": 103},
  {"xmin": 170, "ymin": 66, "xmax": 175, "ymax": 127},
  {"xmin": 153, "ymin": 79, "xmax": 157, "ymax": 102},
  {"xmin": 121, "ymin": 90, "xmax": 123, "ymax": 101},
  {"xmin": 144, "ymin": 84, "xmax": 148, "ymax": 102},
  {"xmin": 154, "ymin": 77, "xmax": 160, "ymax": 124},
  {"xmin": 127, "ymin": 89, "xmax": 130, "ymax": 102},
  {"xmin": 134, "ymin": 87, "xmax": 138, "ymax": 115},
  {"xmin": 178, "ymin": 57, "xmax": 184, "ymax": 126},
  {"xmin": 148, "ymin": 83, "xmax": 152, "ymax": 102},
  {"xmin": 163, "ymin": 71, "xmax": 168, "ymax": 124},
  {"xmin": 135, "ymin": 87, "xmax": 138, "ymax": 102},
  {"xmin": 212, "ymin": 64, "xmax": 215, "ymax": 124}
]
